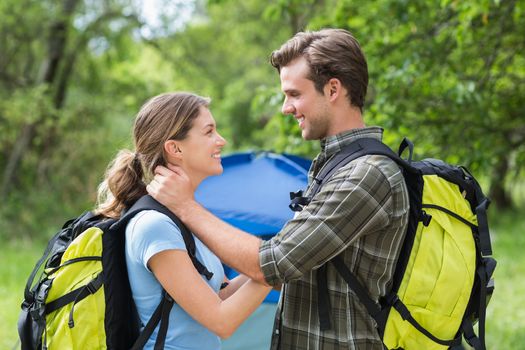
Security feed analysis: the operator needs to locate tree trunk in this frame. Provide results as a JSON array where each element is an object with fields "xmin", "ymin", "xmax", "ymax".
[
  {"xmin": 41, "ymin": 0, "xmax": 80, "ymax": 85},
  {"xmin": 0, "ymin": 123, "xmax": 36, "ymax": 200},
  {"xmin": 1, "ymin": 0, "xmax": 80, "ymax": 199},
  {"xmin": 488, "ymin": 155, "xmax": 513, "ymax": 210}
]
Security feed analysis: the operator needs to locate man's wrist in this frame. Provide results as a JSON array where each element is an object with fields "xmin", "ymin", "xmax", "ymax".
[{"xmin": 172, "ymin": 199, "xmax": 199, "ymax": 222}]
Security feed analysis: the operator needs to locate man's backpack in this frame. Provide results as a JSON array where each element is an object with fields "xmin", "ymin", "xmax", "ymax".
[
  {"xmin": 18, "ymin": 195, "xmax": 213, "ymax": 350},
  {"xmin": 289, "ymin": 138, "xmax": 496, "ymax": 350}
]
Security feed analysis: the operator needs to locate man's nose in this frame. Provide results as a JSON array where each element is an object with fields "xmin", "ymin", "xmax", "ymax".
[{"xmin": 282, "ymin": 100, "xmax": 294, "ymax": 115}]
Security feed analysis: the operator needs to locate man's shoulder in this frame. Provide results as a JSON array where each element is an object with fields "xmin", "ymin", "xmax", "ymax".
[{"xmin": 335, "ymin": 153, "xmax": 402, "ymax": 181}]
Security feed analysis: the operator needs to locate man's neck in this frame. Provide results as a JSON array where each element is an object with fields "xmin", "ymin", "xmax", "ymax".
[{"xmin": 326, "ymin": 107, "xmax": 365, "ymax": 137}]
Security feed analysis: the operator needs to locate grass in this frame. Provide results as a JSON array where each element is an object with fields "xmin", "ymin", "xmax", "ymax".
[
  {"xmin": 0, "ymin": 238, "xmax": 46, "ymax": 350},
  {"xmin": 1, "ymin": 210, "xmax": 524, "ymax": 350},
  {"xmin": 484, "ymin": 210, "xmax": 525, "ymax": 349}
]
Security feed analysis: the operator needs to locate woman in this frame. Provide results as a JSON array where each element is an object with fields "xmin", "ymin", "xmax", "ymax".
[{"xmin": 95, "ymin": 92, "xmax": 271, "ymax": 349}]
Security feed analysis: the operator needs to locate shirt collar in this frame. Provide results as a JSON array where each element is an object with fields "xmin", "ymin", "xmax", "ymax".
[{"xmin": 320, "ymin": 126, "xmax": 384, "ymax": 159}]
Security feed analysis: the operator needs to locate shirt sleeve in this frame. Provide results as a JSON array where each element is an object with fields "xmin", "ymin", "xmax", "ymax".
[
  {"xmin": 127, "ymin": 210, "xmax": 186, "ymax": 271},
  {"xmin": 259, "ymin": 158, "xmax": 394, "ymax": 286}
]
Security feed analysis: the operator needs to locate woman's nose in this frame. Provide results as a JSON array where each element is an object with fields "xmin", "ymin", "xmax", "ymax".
[{"xmin": 216, "ymin": 133, "xmax": 227, "ymax": 146}]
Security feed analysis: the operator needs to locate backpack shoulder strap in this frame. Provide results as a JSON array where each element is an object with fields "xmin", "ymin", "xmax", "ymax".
[
  {"xmin": 460, "ymin": 166, "xmax": 492, "ymax": 257},
  {"xmin": 117, "ymin": 195, "xmax": 214, "ymax": 280},
  {"xmin": 130, "ymin": 291, "xmax": 174, "ymax": 350},
  {"xmin": 300, "ymin": 137, "xmax": 414, "ymax": 203},
  {"xmin": 325, "ymin": 137, "xmax": 416, "ymax": 178},
  {"xmin": 313, "ymin": 138, "xmax": 420, "ymax": 331}
]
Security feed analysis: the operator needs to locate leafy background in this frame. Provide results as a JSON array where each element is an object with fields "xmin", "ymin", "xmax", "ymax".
[{"xmin": 0, "ymin": 0, "xmax": 523, "ymax": 349}]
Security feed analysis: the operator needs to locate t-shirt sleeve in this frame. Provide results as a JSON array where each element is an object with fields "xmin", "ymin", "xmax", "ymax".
[{"xmin": 127, "ymin": 210, "xmax": 186, "ymax": 271}]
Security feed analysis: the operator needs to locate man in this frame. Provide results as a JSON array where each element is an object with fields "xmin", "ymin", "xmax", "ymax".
[{"xmin": 148, "ymin": 28, "xmax": 409, "ymax": 349}]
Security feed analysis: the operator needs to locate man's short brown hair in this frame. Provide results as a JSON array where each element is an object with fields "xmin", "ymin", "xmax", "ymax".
[{"xmin": 270, "ymin": 29, "xmax": 368, "ymax": 111}]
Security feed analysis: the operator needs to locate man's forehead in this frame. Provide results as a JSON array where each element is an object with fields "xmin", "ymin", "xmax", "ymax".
[
  {"xmin": 280, "ymin": 57, "xmax": 310, "ymax": 79},
  {"xmin": 280, "ymin": 70, "xmax": 313, "ymax": 94}
]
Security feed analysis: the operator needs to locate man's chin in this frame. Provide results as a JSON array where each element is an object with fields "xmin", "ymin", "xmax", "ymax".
[{"xmin": 301, "ymin": 130, "xmax": 316, "ymax": 141}]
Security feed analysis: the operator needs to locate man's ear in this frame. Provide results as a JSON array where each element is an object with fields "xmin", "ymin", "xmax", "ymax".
[
  {"xmin": 164, "ymin": 139, "xmax": 183, "ymax": 161},
  {"xmin": 325, "ymin": 78, "xmax": 343, "ymax": 102}
]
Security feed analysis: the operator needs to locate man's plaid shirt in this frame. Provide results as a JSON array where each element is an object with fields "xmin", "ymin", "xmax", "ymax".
[{"xmin": 259, "ymin": 127, "xmax": 409, "ymax": 350}]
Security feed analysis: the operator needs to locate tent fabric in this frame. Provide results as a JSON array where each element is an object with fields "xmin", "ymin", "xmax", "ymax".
[
  {"xmin": 195, "ymin": 152, "xmax": 310, "ymax": 237},
  {"xmin": 195, "ymin": 151, "xmax": 311, "ymax": 303}
]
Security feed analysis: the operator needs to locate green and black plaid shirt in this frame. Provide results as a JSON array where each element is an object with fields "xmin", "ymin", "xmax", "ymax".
[{"xmin": 259, "ymin": 127, "xmax": 409, "ymax": 350}]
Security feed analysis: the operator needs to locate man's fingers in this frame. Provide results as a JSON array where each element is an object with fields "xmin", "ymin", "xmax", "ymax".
[
  {"xmin": 154, "ymin": 165, "xmax": 171, "ymax": 176},
  {"xmin": 146, "ymin": 179, "xmax": 159, "ymax": 195},
  {"xmin": 154, "ymin": 164, "xmax": 184, "ymax": 177},
  {"xmin": 147, "ymin": 163, "xmax": 194, "ymax": 209},
  {"xmin": 146, "ymin": 183, "xmax": 153, "ymax": 195}
]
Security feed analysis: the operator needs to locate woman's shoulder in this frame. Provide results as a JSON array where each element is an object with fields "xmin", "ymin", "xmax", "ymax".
[
  {"xmin": 127, "ymin": 210, "xmax": 183, "ymax": 242},
  {"xmin": 131, "ymin": 209, "xmax": 179, "ymax": 229}
]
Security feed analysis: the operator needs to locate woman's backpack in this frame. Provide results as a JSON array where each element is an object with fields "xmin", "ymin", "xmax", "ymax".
[
  {"xmin": 17, "ymin": 195, "xmax": 213, "ymax": 350},
  {"xmin": 290, "ymin": 138, "xmax": 496, "ymax": 350}
]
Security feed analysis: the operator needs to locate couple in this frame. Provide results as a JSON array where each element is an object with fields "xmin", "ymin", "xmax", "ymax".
[{"xmin": 96, "ymin": 28, "xmax": 409, "ymax": 350}]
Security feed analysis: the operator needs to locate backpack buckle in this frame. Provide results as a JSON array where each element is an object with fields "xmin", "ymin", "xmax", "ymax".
[
  {"xmin": 289, "ymin": 190, "xmax": 310, "ymax": 212},
  {"xmin": 420, "ymin": 210, "xmax": 432, "ymax": 226},
  {"xmin": 85, "ymin": 282, "xmax": 98, "ymax": 294},
  {"xmin": 165, "ymin": 293, "xmax": 174, "ymax": 303},
  {"xmin": 289, "ymin": 190, "xmax": 304, "ymax": 200},
  {"xmin": 29, "ymin": 303, "xmax": 45, "ymax": 321},
  {"xmin": 464, "ymin": 333, "xmax": 482, "ymax": 348}
]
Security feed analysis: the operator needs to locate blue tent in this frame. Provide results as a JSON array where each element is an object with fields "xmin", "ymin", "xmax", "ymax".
[{"xmin": 194, "ymin": 151, "xmax": 311, "ymax": 349}]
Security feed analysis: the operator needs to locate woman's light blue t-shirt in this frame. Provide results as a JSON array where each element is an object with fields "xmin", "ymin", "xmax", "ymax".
[{"xmin": 125, "ymin": 210, "xmax": 225, "ymax": 350}]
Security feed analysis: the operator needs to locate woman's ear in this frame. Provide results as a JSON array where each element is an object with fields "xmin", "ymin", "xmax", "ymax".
[{"xmin": 164, "ymin": 139, "xmax": 183, "ymax": 162}]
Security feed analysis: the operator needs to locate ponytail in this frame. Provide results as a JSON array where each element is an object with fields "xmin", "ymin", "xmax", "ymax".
[{"xmin": 95, "ymin": 149, "xmax": 146, "ymax": 218}]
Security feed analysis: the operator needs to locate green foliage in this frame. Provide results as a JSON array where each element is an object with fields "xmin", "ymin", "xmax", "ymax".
[
  {"xmin": 326, "ymin": 0, "xmax": 524, "ymax": 206},
  {"xmin": 0, "ymin": 86, "xmax": 55, "ymax": 141},
  {"xmin": 0, "ymin": 0, "xmax": 178, "ymax": 240},
  {"xmin": 0, "ymin": 1, "xmax": 524, "ymax": 347},
  {"xmin": 0, "ymin": 0, "xmax": 523, "ymax": 226},
  {"xmin": 154, "ymin": 0, "xmax": 294, "ymax": 152}
]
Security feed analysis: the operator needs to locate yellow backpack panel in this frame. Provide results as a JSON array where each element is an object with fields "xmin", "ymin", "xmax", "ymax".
[{"xmin": 44, "ymin": 227, "xmax": 106, "ymax": 349}]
